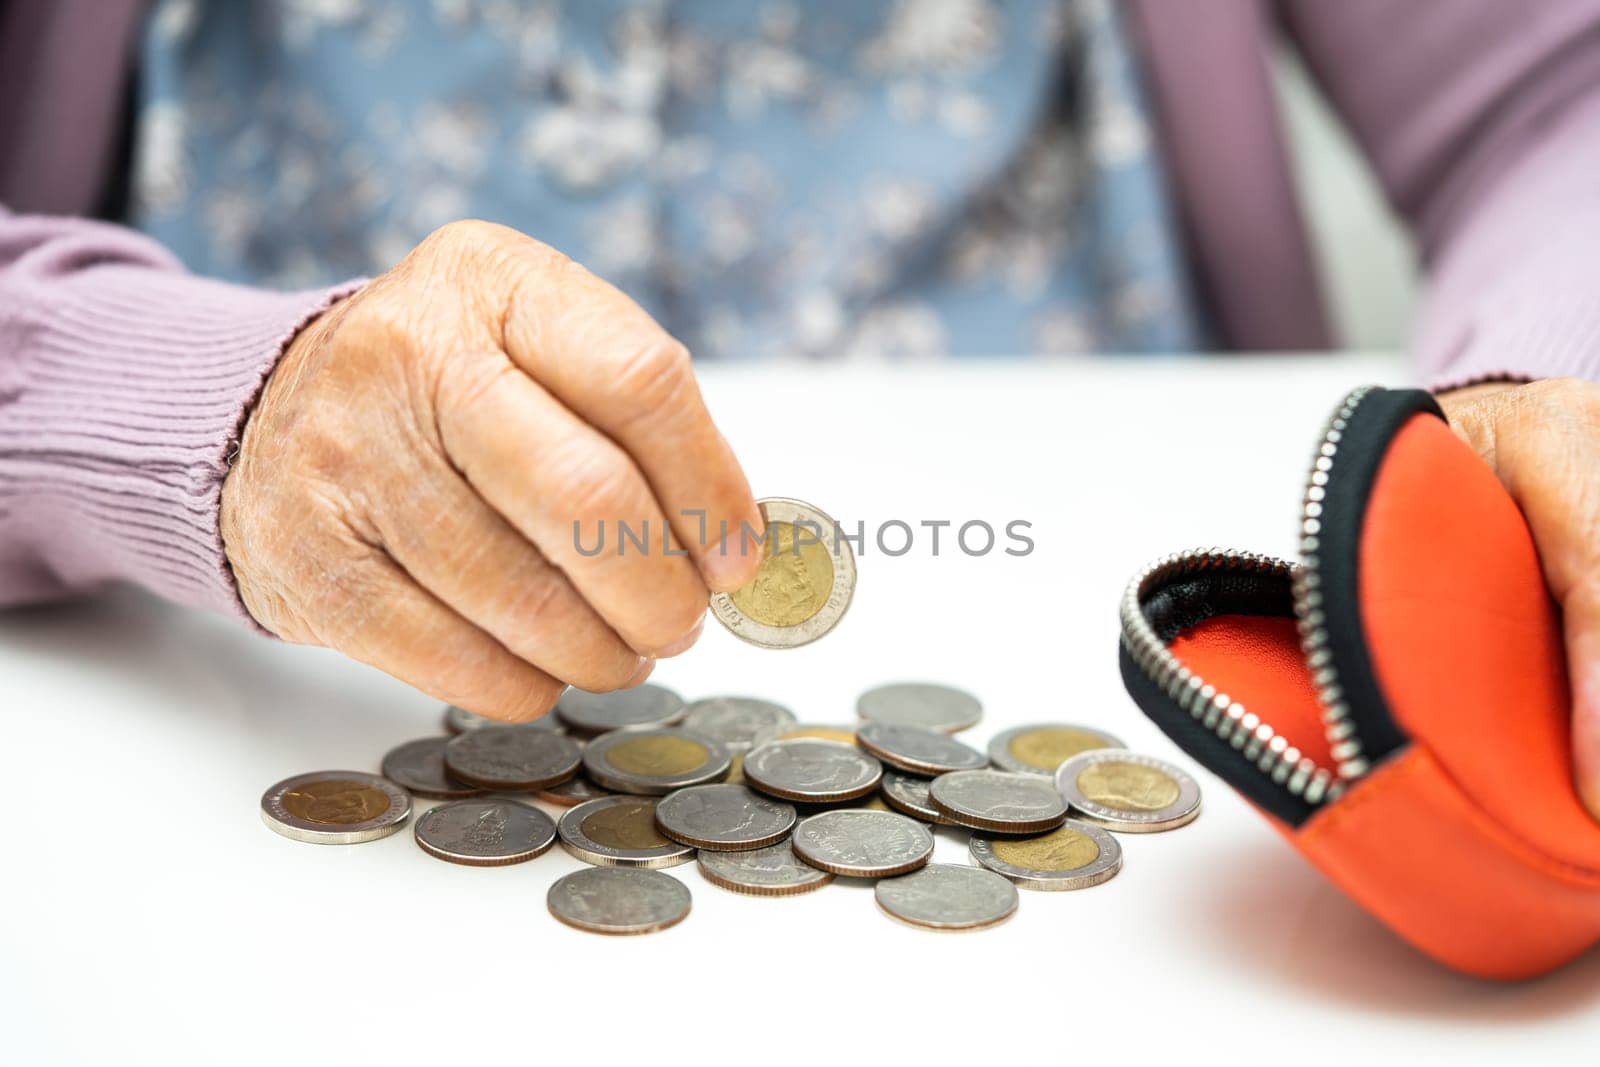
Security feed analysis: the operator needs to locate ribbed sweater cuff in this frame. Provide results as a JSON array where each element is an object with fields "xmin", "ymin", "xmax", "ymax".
[{"xmin": 3, "ymin": 266, "xmax": 364, "ymax": 622}]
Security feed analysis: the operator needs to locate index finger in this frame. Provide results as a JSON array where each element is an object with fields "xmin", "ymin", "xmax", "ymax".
[{"xmin": 499, "ymin": 240, "xmax": 763, "ymax": 591}]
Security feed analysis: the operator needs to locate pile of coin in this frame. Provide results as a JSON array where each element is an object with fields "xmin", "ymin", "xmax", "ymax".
[{"xmin": 262, "ymin": 679, "xmax": 1201, "ymax": 935}]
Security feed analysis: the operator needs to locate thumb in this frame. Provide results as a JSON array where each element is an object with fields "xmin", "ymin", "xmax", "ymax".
[{"xmin": 1563, "ymin": 582, "xmax": 1600, "ymax": 820}]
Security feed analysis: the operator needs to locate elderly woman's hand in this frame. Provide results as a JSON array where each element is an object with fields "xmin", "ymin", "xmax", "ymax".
[
  {"xmin": 1438, "ymin": 378, "xmax": 1600, "ymax": 821},
  {"xmin": 220, "ymin": 220, "xmax": 762, "ymax": 721}
]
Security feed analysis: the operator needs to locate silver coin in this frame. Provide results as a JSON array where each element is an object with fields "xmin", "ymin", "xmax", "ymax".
[
  {"xmin": 555, "ymin": 683, "xmax": 685, "ymax": 734},
  {"xmin": 985, "ymin": 723, "xmax": 1126, "ymax": 776},
  {"xmin": 1055, "ymin": 750, "xmax": 1202, "ymax": 832},
  {"xmin": 557, "ymin": 796, "xmax": 696, "ymax": 868},
  {"xmin": 547, "ymin": 866, "xmax": 691, "ymax": 936},
  {"xmin": 856, "ymin": 721, "xmax": 987, "ymax": 775},
  {"xmin": 413, "ymin": 799, "xmax": 556, "ymax": 866},
  {"xmin": 743, "ymin": 739, "xmax": 882, "ymax": 804},
  {"xmin": 581, "ymin": 728, "xmax": 731, "ymax": 795},
  {"xmin": 260, "ymin": 771, "xmax": 411, "ymax": 845},
  {"xmin": 696, "ymin": 842, "xmax": 835, "ymax": 896},
  {"xmin": 680, "ymin": 696, "xmax": 797, "ymax": 753},
  {"xmin": 379, "ymin": 737, "xmax": 485, "ymax": 800},
  {"xmin": 654, "ymin": 783, "xmax": 796, "ymax": 851},
  {"xmin": 856, "ymin": 682, "xmax": 982, "ymax": 733},
  {"xmin": 537, "ymin": 772, "xmax": 613, "ymax": 808},
  {"xmin": 969, "ymin": 820, "xmax": 1123, "ymax": 891},
  {"xmin": 928, "ymin": 770, "xmax": 1068, "ymax": 834},
  {"xmin": 442, "ymin": 704, "xmax": 563, "ymax": 734},
  {"xmin": 708, "ymin": 497, "xmax": 857, "ymax": 650},
  {"xmin": 875, "ymin": 863, "xmax": 1018, "ymax": 931},
  {"xmin": 790, "ymin": 809, "xmax": 934, "ymax": 877},
  {"xmin": 443, "ymin": 725, "xmax": 582, "ymax": 791},
  {"xmin": 879, "ymin": 770, "xmax": 956, "ymax": 825}
]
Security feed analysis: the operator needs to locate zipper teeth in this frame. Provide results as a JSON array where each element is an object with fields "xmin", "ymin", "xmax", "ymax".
[
  {"xmin": 1292, "ymin": 385, "xmax": 1376, "ymax": 783},
  {"xmin": 1119, "ymin": 548, "xmax": 1342, "ymax": 807}
]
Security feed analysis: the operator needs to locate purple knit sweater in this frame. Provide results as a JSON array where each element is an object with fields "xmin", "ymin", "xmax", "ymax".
[{"xmin": 5, "ymin": 0, "xmax": 1600, "ymax": 627}]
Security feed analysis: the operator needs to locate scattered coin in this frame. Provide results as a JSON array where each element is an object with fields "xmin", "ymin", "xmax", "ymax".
[
  {"xmin": 379, "ymin": 737, "xmax": 485, "ymax": 800},
  {"xmin": 856, "ymin": 721, "xmax": 987, "ymax": 776},
  {"xmin": 856, "ymin": 682, "xmax": 982, "ymax": 734},
  {"xmin": 743, "ymin": 739, "xmax": 882, "ymax": 804},
  {"xmin": 655, "ymin": 783, "xmax": 796, "ymax": 851},
  {"xmin": 547, "ymin": 866, "xmax": 691, "ymax": 936},
  {"xmin": 260, "ymin": 771, "xmax": 411, "ymax": 845},
  {"xmin": 708, "ymin": 497, "xmax": 857, "ymax": 649},
  {"xmin": 879, "ymin": 770, "xmax": 956, "ymax": 825},
  {"xmin": 556, "ymin": 683, "xmax": 685, "ymax": 734},
  {"xmin": 680, "ymin": 696, "xmax": 797, "ymax": 752},
  {"xmin": 970, "ymin": 820, "xmax": 1123, "ymax": 890},
  {"xmin": 413, "ymin": 799, "xmax": 557, "ymax": 866},
  {"xmin": 582, "ymin": 728, "xmax": 731, "ymax": 795},
  {"xmin": 537, "ymin": 772, "xmax": 613, "ymax": 808},
  {"xmin": 986, "ymin": 723, "xmax": 1125, "ymax": 776},
  {"xmin": 778, "ymin": 725, "xmax": 858, "ymax": 745},
  {"xmin": 875, "ymin": 863, "xmax": 1019, "ymax": 931},
  {"xmin": 1055, "ymin": 751, "xmax": 1201, "ymax": 832},
  {"xmin": 696, "ymin": 841, "xmax": 834, "ymax": 897},
  {"xmin": 557, "ymin": 796, "xmax": 695, "ymax": 868},
  {"xmin": 442, "ymin": 704, "xmax": 564, "ymax": 735},
  {"xmin": 928, "ymin": 770, "xmax": 1068, "ymax": 834},
  {"xmin": 443, "ymin": 725, "xmax": 583, "ymax": 791},
  {"xmin": 790, "ymin": 810, "xmax": 934, "ymax": 877}
]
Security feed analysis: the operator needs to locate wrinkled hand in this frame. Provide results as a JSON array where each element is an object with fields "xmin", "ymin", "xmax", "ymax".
[
  {"xmin": 1438, "ymin": 378, "xmax": 1600, "ymax": 820},
  {"xmin": 221, "ymin": 220, "xmax": 762, "ymax": 721}
]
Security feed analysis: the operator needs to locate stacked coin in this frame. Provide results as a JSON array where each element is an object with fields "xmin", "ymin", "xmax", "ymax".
[{"xmin": 262, "ymin": 684, "xmax": 1200, "ymax": 937}]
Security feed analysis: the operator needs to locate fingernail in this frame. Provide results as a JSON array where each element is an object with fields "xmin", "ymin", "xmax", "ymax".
[
  {"xmin": 624, "ymin": 658, "xmax": 656, "ymax": 688},
  {"xmin": 654, "ymin": 616, "xmax": 704, "ymax": 659}
]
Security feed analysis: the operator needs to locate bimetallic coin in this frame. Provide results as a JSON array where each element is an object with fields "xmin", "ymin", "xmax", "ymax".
[
  {"xmin": 856, "ymin": 682, "xmax": 982, "ymax": 734},
  {"xmin": 443, "ymin": 704, "xmax": 563, "ymax": 735},
  {"xmin": 582, "ymin": 728, "xmax": 730, "ymax": 795},
  {"xmin": 970, "ymin": 820, "xmax": 1123, "ymax": 890},
  {"xmin": 555, "ymin": 683, "xmax": 685, "ymax": 734},
  {"xmin": 743, "ymin": 739, "xmax": 882, "ymax": 804},
  {"xmin": 778, "ymin": 725, "xmax": 858, "ymax": 745},
  {"xmin": 856, "ymin": 721, "xmax": 987, "ymax": 776},
  {"xmin": 709, "ymin": 497, "xmax": 856, "ymax": 649},
  {"xmin": 928, "ymin": 770, "xmax": 1068, "ymax": 834},
  {"xmin": 681, "ymin": 696, "xmax": 797, "ymax": 753},
  {"xmin": 654, "ymin": 783, "xmax": 796, "ymax": 851},
  {"xmin": 1056, "ymin": 751, "xmax": 1201, "ymax": 832},
  {"xmin": 413, "ymin": 799, "xmax": 556, "ymax": 866},
  {"xmin": 696, "ymin": 842, "xmax": 834, "ymax": 897},
  {"xmin": 791, "ymin": 810, "xmax": 934, "ymax": 877},
  {"xmin": 443, "ymin": 725, "xmax": 582, "ymax": 791},
  {"xmin": 986, "ymin": 723, "xmax": 1125, "ymax": 776},
  {"xmin": 547, "ymin": 867, "xmax": 691, "ymax": 936},
  {"xmin": 260, "ymin": 771, "xmax": 410, "ymax": 845},
  {"xmin": 880, "ymin": 770, "xmax": 956, "ymax": 825},
  {"xmin": 380, "ymin": 737, "xmax": 485, "ymax": 800},
  {"xmin": 537, "ymin": 772, "xmax": 613, "ymax": 808},
  {"xmin": 558, "ymin": 796, "xmax": 695, "ymax": 868},
  {"xmin": 875, "ymin": 863, "xmax": 1018, "ymax": 931}
]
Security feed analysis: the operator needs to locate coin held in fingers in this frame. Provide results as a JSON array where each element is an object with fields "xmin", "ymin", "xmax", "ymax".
[{"xmin": 709, "ymin": 498, "xmax": 856, "ymax": 649}]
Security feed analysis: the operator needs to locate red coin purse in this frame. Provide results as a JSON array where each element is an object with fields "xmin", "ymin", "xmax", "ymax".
[{"xmin": 1118, "ymin": 386, "xmax": 1600, "ymax": 979}]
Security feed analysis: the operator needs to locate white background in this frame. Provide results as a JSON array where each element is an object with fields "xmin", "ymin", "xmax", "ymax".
[{"xmin": 4, "ymin": 356, "xmax": 1596, "ymax": 1065}]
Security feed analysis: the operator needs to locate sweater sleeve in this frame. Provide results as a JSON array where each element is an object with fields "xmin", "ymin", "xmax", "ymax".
[
  {"xmin": 1281, "ymin": 0, "xmax": 1600, "ymax": 388},
  {"xmin": 0, "ymin": 205, "xmax": 362, "ymax": 620}
]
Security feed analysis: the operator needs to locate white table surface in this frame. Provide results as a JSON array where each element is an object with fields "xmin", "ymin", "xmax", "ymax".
[{"xmin": 4, "ymin": 355, "xmax": 1597, "ymax": 1066}]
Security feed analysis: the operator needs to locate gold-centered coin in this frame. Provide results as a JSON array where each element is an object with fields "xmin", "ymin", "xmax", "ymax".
[
  {"xmin": 582, "ymin": 799, "xmax": 674, "ymax": 851},
  {"xmin": 986, "ymin": 723, "xmax": 1126, "ymax": 775},
  {"xmin": 778, "ymin": 725, "xmax": 859, "ymax": 745},
  {"xmin": 970, "ymin": 820, "xmax": 1123, "ymax": 890},
  {"xmin": 581, "ymin": 728, "xmax": 731, "ymax": 795},
  {"xmin": 557, "ymin": 796, "xmax": 695, "ymax": 868},
  {"xmin": 1055, "ymin": 751, "xmax": 1201, "ymax": 832},
  {"xmin": 260, "ymin": 771, "xmax": 411, "ymax": 845},
  {"xmin": 709, "ymin": 498, "xmax": 856, "ymax": 649}
]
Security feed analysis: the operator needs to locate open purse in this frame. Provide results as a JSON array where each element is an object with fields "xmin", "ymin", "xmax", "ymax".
[{"xmin": 1118, "ymin": 386, "xmax": 1600, "ymax": 979}]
